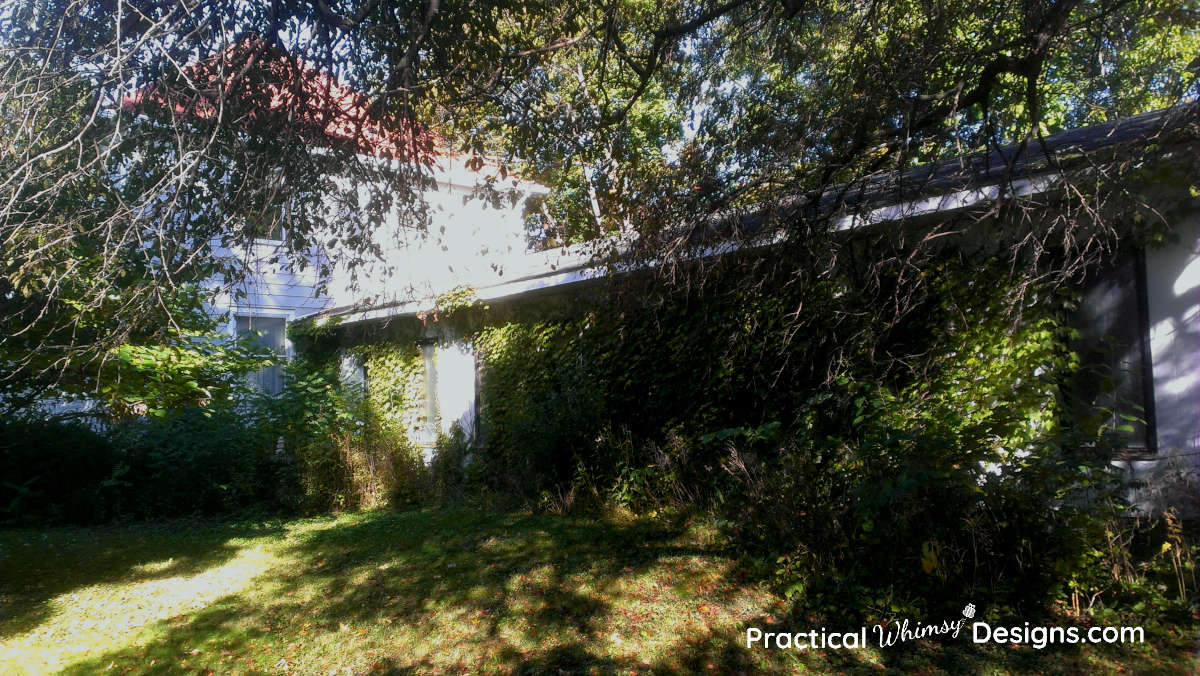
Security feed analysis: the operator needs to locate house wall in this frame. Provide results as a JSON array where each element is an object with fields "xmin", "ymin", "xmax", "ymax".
[
  {"xmin": 1123, "ymin": 210, "xmax": 1200, "ymax": 512},
  {"xmin": 217, "ymin": 168, "xmax": 540, "ymax": 317},
  {"xmin": 208, "ymin": 159, "xmax": 540, "ymax": 461},
  {"xmin": 399, "ymin": 213, "xmax": 1200, "ymax": 513},
  {"xmin": 227, "ymin": 241, "xmax": 332, "ymax": 317},
  {"xmin": 322, "ymin": 175, "xmax": 540, "ymax": 311},
  {"xmin": 435, "ymin": 340, "xmax": 478, "ymax": 440},
  {"xmin": 212, "ymin": 240, "xmax": 332, "ymax": 359},
  {"xmin": 1146, "ymin": 211, "xmax": 1200, "ymax": 454},
  {"xmin": 214, "ymin": 161, "xmax": 543, "ymax": 377},
  {"xmin": 272, "ymin": 157, "xmax": 1198, "ymax": 513}
]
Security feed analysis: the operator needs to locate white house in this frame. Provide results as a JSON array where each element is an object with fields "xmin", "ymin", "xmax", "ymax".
[
  {"xmin": 297, "ymin": 105, "xmax": 1200, "ymax": 510},
  {"xmin": 210, "ymin": 149, "xmax": 547, "ymax": 397},
  {"xmin": 132, "ymin": 48, "xmax": 1196, "ymax": 507},
  {"xmin": 120, "ymin": 44, "xmax": 557, "ymax": 450}
]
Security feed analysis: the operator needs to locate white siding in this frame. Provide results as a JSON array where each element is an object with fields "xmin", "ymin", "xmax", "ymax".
[
  {"xmin": 1123, "ymin": 212, "xmax": 1200, "ymax": 512},
  {"xmin": 435, "ymin": 340, "xmax": 477, "ymax": 439},
  {"xmin": 1146, "ymin": 213, "xmax": 1200, "ymax": 458}
]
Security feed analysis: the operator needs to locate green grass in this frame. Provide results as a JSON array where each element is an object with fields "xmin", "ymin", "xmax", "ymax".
[{"xmin": 1, "ymin": 508, "xmax": 1195, "ymax": 674}]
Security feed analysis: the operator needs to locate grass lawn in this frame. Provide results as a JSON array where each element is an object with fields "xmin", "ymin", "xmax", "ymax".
[{"xmin": 1, "ymin": 508, "xmax": 1195, "ymax": 674}]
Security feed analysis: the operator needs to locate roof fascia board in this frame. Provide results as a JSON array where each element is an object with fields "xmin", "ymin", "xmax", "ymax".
[
  {"xmin": 321, "ymin": 146, "xmax": 549, "ymax": 194},
  {"xmin": 832, "ymin": 173, "xmax": 1061, "ymax": 231},
  {"xmin": 305, "ymin": 173, "xmax": 1059, "ymax": 326}
]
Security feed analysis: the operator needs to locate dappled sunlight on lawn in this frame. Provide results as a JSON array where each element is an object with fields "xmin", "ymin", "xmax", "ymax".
[
  {"xmin": 2, "ymin": 510, "xmax": 1197, "ymax": 674},
  {"xmin": 1, "ymin": 510, "xmax": 785, "ymax": 674},
  {"xmin": 0, "ymin": 520, "xmax": 300, "ymax": 674},
  {"xmin": 2, "ymin": 543, "xmax": 277, "ymax": 673}
]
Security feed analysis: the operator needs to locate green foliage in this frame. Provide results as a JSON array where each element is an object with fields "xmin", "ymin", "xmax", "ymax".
[
  {"xmin": 0, "ymin": 417, "xmax": 118, "ymax": 524},
  {"xmin": 264, "ymin": 349, "xmax": 429, "ymax": 512},
  {"xmin": 354, "ymin": 342, "xmax": 427, "ymax": 439},
  {"xmin": 459, "ymin": 251, "xmax": 1193, "ymax": 623},
  {"xmin": 0, "ymin": 281, "xmax": 271, "ymax": 420},
  {"xmin": 0, "ymin": 405, "xmax": 282, "ymax": 525},
  {"xmin": 1, "ymin": 341, "xmax": 434, "ymax": 525},
  {"xmin": 433, "ymin": 285, "xmax": 488, "ymax": 319},
  {"xmin": 105, "ymin": 406, "xmax": 281, "ymax": 518},
  {"xmin": 286, "ymin": 315, "xmax": 346, "ymax": 364},
  {"xmin": 101, "ymin": 331, "xmax": 272, "ymax": 419},
  {"xmin": 463, "ymin": 0, "xmax": 1200, "ymax": 246},
  {"xmin": 429, "ymin": 424, "xmax": 477, "ymax": 505},
  {"xmin": 473, "ymin": 320, "xmax": 606, "ymax": 495}
]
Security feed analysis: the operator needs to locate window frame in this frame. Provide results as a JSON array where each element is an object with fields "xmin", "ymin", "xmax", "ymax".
[
  {"xmin": 246, "ymin": 202, "xmax": 287, "ymax": 244},
  {"xmin": 234, "ymin": 313, "xmax": 289, "ymax": 396}
]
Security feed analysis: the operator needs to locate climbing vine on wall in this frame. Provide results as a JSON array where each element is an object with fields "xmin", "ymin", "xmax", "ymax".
[
  {"xmin": 453, "ymin": 249, "xmax": 1154, "ymax": 619},
  {"xmin": 275, "ymin": 320, "xmax": 431, "ymax": 510},
  {"xmin": 353, "ymin": 342, "xmax": 427, "ymax": 441}
]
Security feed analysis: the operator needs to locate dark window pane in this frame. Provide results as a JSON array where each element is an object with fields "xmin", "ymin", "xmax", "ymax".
[
  {"xmin": 1076, "ymin": 252, "xmax": 1154, "ymax": 452},
  {"xmin": 246, "ymin": 204, "xmax": 285, "ymax": 241}
]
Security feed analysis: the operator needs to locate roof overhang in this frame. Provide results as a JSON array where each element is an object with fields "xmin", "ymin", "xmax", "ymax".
[{"xmin": 302, "ymin": 104, "xmax": 1199, "ymax": 328}]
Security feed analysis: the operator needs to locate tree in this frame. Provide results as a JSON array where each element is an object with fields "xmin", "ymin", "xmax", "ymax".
[{"xmin": 1, "ymin": 0, "xmax": 1197, "ymax": 400}]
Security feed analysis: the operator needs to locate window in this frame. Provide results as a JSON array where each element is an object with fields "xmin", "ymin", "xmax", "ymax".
[
  {"xmin": 246, "ymin": 203, "xmax": 286, "ymax": 242},
  {"xmin": 246, "ymin": 167, "xmax": 289, "ymax": 241},
  {"xmin": 1076, "ymin": 250, "xmax": 1157, "ymax": 453},
  {"xmin": 236, "ymin": 315, "xmax": 287, "ymax": 395}
]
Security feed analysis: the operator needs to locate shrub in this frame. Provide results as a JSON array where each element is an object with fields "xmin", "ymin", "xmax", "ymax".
[
  {"xmin": 2, "ymin": 343, "xmax": 436, "ymax": 526},
  {"xmin": 265, "ymin": 355, "xmax": 429, "ymax": 512},
  {"xmin": 1, "ymin": 404, "xmax": 284, "ymax": 525},
  {"xmin": 0, "ymin": 416, "xmax": 117, "ymax": 524},
  {"xmin": 106, "ymin": 404, "xmax": 280, "ymax": 519}
]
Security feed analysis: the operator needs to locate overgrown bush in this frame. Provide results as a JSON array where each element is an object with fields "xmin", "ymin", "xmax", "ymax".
[
  {"xmin": 1, "ymin": 330, "xmax": 440, "ymax": 525},
  {"xmin": 459, "ymin": 251, "xmax": 1197, "ymax": 624},
  {"xmin": 106, "ymin": 405, "xmax": 280, "ymax": 519},
  {"xmin": 265, "ymin": 350, "xmax": 429, "ymax": 512},
  {"xmin": 429, "ymin": 423, "xmax": 475, "ymax": 504},
  {"xmin": 1, "ymin": 404, "xmax": 282, "ymax": 525},
  {"xmin": 0, "ymin": 417, "xmax": 118, "ymax": 524}
]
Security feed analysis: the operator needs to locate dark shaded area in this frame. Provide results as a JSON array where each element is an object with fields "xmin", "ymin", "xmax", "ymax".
[{"xmin": 0, "ymin": 409, "xmax": 291, "ymax": 526}]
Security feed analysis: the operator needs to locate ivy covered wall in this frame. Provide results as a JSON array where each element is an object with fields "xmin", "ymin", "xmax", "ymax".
[
  {"xmin": 354, "ymin": 342, "xmax": 429, "ymax": 447},
  {"xmin": 277, "ymin": 319, "xmax": 432, "ymax": 509},
  {"xmin": 448, "ymin": 252, "xmax": 1138, "ymax": 617},
  {"xmin": 463, "ymin": 254, "xmax": 1080, "ymax": 497},
  {"xmin": 291, "ymin": 245, "xmax": 1200, "ymax": 621}
]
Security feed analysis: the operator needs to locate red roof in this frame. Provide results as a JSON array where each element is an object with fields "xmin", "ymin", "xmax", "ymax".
[{"xmin": 122, "ymin": 40, "xmax": 447, "ymax": 163}]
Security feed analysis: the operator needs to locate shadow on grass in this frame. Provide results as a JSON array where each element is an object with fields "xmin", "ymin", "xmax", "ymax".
[
  {"xmin": 23, "ymin": 508, "xmax": 1198, "ymax": 675},
  {"xmin": 0, "ymin": 518, "xmax": 285, "ymax": 640},
  {"xmin": 52, "ymin": 508, "xmax": 754, "ymax": 674}
]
